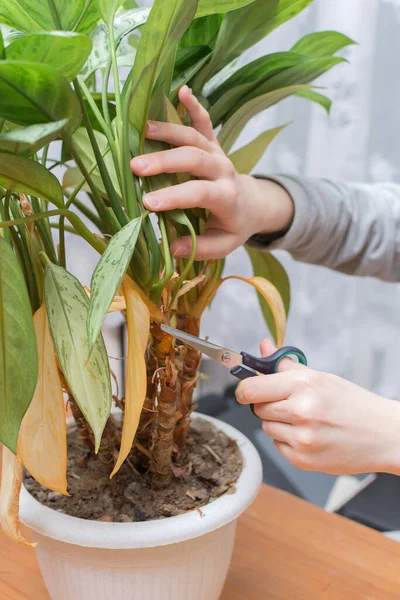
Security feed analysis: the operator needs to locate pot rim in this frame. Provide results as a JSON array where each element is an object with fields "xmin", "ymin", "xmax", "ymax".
[{"xmin": 20, "ymin": 413, "xmax": 263, "ymax": 549}]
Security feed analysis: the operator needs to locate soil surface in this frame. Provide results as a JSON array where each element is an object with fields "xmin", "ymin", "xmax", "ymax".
[{"xmin": 25, "ymin": 418, "xmax": 242, "ymax": 522}]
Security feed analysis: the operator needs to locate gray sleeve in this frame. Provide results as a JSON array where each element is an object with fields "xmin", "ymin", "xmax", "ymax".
[{"xmin": 248, "ymin": 175, "xmax": 400, "ymax": 282}]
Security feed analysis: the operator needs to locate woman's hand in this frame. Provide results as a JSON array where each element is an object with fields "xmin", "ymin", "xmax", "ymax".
[
  {"xmin": 130, "ymin": 85, "xmax": 294, "ymax": 260},
  {"xmin": 236, "ymin": 339, "xmax": 400, "ymax": 476}
]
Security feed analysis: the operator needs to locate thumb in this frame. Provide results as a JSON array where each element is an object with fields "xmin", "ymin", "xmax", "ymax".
[{"xmin": 260, "ymin": 338, "xmax": 304, "ymax": 372}]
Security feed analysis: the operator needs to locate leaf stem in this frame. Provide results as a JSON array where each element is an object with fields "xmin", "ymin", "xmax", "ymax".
[
  {"xmin": 0, "ymin": 209, "xmax": 107, "ymax": 256},
  {"xmin": 63, "ymin": 135, "xmax": 120, "ymax": 233},
  {"xmin": 47, "ymin": 0, "xmax": 62, "ymax": 28},
  {"xmin": 73, "ymin": 79, "xmax": 128, "ymax": 227}
]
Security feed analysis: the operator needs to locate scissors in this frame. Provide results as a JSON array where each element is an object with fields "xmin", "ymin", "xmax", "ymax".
[{"xmin": 161, "ymin": 325, "xmax": 307, "ymax": 414}]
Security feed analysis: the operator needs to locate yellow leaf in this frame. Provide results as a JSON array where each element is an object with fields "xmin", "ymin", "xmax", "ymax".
[
  {"xmin": 199, "ymin": 275, "xmax": 286, "ymax": 347},
  {"xmin": 0, "ymin": 446, "xmax": 36, "ymax": 548},
  {"xmin": 227, "ymin": 276, "xmax": 286, "ymax": 346},
  {"xmin": 85, "ymin": 281, "xmax": 163, "ymax": 322},
  {"xmin": 110, "ymin": 277, "xmax": 150, "ymax": 478},
  {"xmin": 177, "ymin": 274, "xmax": 206, "ymax": 299},
  {"xmin": 166, "ymin": 97, "xmax": 183, "ymax": 125},
  {"xmin": 18, "ymin": 304, "xmax": 68, "ymax": 496}
]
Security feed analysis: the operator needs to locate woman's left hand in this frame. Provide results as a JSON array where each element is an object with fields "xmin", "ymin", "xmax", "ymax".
[{"xmin": 236, "ymin": 340, "xmax": 400, "ymax": 475}]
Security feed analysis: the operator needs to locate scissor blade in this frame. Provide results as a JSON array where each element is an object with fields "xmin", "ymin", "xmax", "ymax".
[{"xmin": 161, "ymin": 325, "xmax": 243, "ymax": 370}]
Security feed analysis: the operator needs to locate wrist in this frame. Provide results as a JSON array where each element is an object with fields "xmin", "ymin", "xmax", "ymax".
[{"xmin": 243, "ymin": 175, "xmax": 294, "ymax": 238}]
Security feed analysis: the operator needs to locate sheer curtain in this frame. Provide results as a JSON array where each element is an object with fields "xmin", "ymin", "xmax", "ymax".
[
  {"xmin": 200, "ymin": 0, "xmax": 400, "ymax": 401},
  {"xmin": 68, "ymin": 0, "xmax": 400, "ymax": 400}
]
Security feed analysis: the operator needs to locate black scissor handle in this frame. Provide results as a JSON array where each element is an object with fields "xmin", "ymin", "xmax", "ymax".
[
  {"xmin": 241, "ymin": 346, "xmax": 307, "ymax": 374},
  {"xmin": 230, "ymin": 347, "xmax": 307, "ymax": 417}
]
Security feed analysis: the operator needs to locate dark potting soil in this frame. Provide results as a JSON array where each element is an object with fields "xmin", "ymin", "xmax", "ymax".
[{"xmin": 25, "ymin": 418, "xmax": 243, "ymax": 522}]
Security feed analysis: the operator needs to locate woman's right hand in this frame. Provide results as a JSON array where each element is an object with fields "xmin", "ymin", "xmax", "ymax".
[{"xmin": 130, "ymin": 86, "xmax": 294, "ymax": 261}]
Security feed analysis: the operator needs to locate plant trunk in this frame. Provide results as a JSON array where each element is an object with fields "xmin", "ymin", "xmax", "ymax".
[
  {"xmin": 150, "ymin": 323, "xmax": 178, "ymax": 487},
  {"xmin": 173, "ymin": 305, "xmax": 202, "ymax": 450}
]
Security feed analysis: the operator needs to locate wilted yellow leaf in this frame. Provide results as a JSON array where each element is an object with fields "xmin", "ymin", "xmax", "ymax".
[
  {"xmin": 227, "ymin": 276, "xmax": 286, "ymax": 346},
  {"xmin": 84, "ymin": 280, "xmax": 163, "ymax": 322},
  {"xmin": 177, "ymin": 274, "xmax": 206, "ymax": 299},
  {"xmin": 110, "ymin": 277, "xmax": 150, "ymax": 478},
  {"xmin": 199, "ymin": 275, "xmax": 286, "ymax": 347},
  {"xmin": 18, "ymin": 304, "xmax": 68, "ymax": 496},
  {"xmin": 0, "ymin": 446, "xmax": 36, "ymax": 548}
]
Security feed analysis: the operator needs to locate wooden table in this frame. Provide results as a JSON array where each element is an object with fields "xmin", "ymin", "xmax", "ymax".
[{"xmin": 1, "ymin": 484, "xmax": 400, "ymax": 599}]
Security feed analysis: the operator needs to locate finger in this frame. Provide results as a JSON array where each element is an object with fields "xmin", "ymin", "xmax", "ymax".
[
  {"xmin": 178, "ymin": 85, "xmax": 215, "ymax": 141},
  {"xmin": 145, "ymin": 121, "xmax": 211, "ymax": 153},
  {"xmin": 273, "ymin": 440, "xmax": 298, "ymax": 465},
  {"xmin": 261, "ymin": 421, "xmax": 293, "ymax": 444},
  {"xmin": 171, "ymin": 229, "xmax": 238, "ymax": 261},
  {"xmin": 255, "ymin": 399, "xmax": 294, "ymax": 424},
  {"xmin": 131, "ymin": 146, "xmax": 227, "ymax": 180},
  {"xmin": 143, "ymin": 179, "xmax": 231, "ymax": 219},
  {"xmin": 236, "ymin": 370, "xmax": 304, "ymax": 405},
  {"xmin": 260, "ymin": 338, "xmax": 304, "ymax": 372}
]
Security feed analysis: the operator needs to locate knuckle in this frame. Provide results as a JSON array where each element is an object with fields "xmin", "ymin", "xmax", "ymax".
[
  {"xmin": 188, "ymin": 126, "xmax": 205, "ymax": 148},
  {"xmin": 295, "ymin": 428, "xmax": 317, "ymax": 450},
  {"xmin": 291, "ymin": 396, "xmax": 315, "ymax": 423},
  {"xmin": 219, "ymin": 177, "xmax": 237, "ymax": 202},
  {"xmin": 193, "ymin": 180, "xmax": 210, "ymax": 203}
]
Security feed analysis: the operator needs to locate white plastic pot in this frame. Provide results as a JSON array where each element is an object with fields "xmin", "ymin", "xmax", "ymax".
[{"xmin": 20, "ymin": 413, "xmax": 263, "ymax": 600}]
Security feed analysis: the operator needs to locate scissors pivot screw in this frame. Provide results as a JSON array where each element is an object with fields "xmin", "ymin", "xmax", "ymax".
[{"xmin": 221, "ymin": 352, "xmax": 232, "ymax": 363}]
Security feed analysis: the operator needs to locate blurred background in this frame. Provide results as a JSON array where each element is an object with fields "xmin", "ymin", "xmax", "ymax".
[{"xmin": 67, "ymin": 0, "xmax": 400, "ymax": 507}]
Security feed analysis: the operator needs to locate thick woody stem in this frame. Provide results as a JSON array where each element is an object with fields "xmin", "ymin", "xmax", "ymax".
[
  {"xmin": 173, "ymin": 306, "xmax": 202, "ymax": 450},
  {"xmin": 150, "ymin": 324, "xmax": 177, "ymax": 487}
]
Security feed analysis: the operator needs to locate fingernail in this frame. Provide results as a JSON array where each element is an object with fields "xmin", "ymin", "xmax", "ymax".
[
  {"xmin": 147, "ymin": 121, "xmax": 157, "ymax": 132},
  {"xmin": 132, "ymin": 157, "xmax": 150, "ymax": 172},
  {"xmin": 143, "ymin": 194, "xmax": 161, "ymax": 209},
  {"xmin": 172, "ymin": 245, "xmax": 190, "ymax": 258}
]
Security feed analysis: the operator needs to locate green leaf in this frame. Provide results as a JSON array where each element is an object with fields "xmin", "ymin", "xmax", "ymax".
[
  {"xmin": 44, "ymin": 263, "xmax": 112, "ymax": 453},
  {"xmin": 99, "ymin": 0, "xmax": 125, "ymax": 23},
  {"xmin": 0, "ymin": 236, "xmax": 38, "ymax": 453},
  {"xmin": 228, "ymin": 124, "xmax": 288, "ymax": 174},
  {"xmin": 0, "ymin": 120, "xmax": 68, "ymax": 156},
  {"xmin": 0, "ymin": 154, "xmax": 64, "ymax": 208},
  {"xmin": 247, "ymin": 247, "xmax": 290, "ymax": 343},
  {"xmin": 85, "ymin": 98, "xmax": 117, "ymax": 133},
  {"xmin": 0, "ymin": 28, "xmax": 4, "ymax": 59},
  {"xmin": 129, "ymin": 0, "xmax": 198, "ymax": 145},
  {"xmin": 82, "ymin": 7, "xmax": 149, "ymax": 79},
  {"xmin": 180, "ymin": 14, "xmax": 223, "ymax": 49},
  {"xmin": 6, "ymin": 32, "xmax": 93, "ymax": 82},
  {"xmin": 0, "ymin": 0, "xmax": 100, "ymax": 34},
  {"xmin": 71, "ymin": 127, "xmax": 121, "ymax": 198},
  {"xmin": 291, "ymin": 31, "xmax": 356, "ymax": 57},
  {"xmin": 88, "ymin": 218, "xmax": 142, "ymax": 350},
  {"xmin": 0, "ymin": 62, "xmax": 81, "ymax": 134},
  {"xmin": 196, "ymin": 0, "xmax": 256, "ymax": 18},
  {"xmin": 209, "ymin": 51, "xmax": 305, "ymax": 105},
  {"xmin": 218, "ymin": 84, "xmax": 310, "ymax": 153},
  {"xmin": 172, "ymin": 46, "xmax": 212, "ymax": 97},
  {"xmin": 296, "ymin": 89, "xmax": 331, "ymax": 113},
  {"xmin": 210, "ymin": 55, "xmax": 343, "ymax": 126},
  {"xmin": 194, "ymin": 0, "xmax": 314, "ymax": 90}
]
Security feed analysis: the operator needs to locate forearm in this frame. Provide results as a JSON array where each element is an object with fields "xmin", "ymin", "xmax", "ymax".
[{"xmin": 247, "ymin": 175, "xmax": 400, "ymax": 282}]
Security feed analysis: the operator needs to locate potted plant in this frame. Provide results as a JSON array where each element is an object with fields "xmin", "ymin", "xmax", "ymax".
[{"xmin": 0, "ymin": 0, "xmax": 352, "ymax": 598}]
